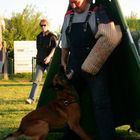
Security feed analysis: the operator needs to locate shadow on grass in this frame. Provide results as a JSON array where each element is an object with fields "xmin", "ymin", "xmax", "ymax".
[
  {"xmin": 0, "ymin": 130, "xmax": 64, "ymax": 140},
  {"xmin": 0, "ymin": 83, "xmax": 43, "ymax": 86},
  {"xmin": 0, "ymin": 108, "xmax": 31, "ymax": 114},
  {"xmin": 0, "ymin": 99, "xmax": 32, "ymax": 105},
  {"xmin": 116, "ymin": 130, "xmax": 140, "ymax": 140},
  {"xmin": 0, "ymin": 84, "xmax": 32, "ymax": 86}
]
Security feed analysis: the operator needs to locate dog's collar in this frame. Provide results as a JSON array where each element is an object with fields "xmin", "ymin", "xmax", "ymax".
[{"xmin": 63, "ymin": 100, "xmax": 79, "ymax": 106}]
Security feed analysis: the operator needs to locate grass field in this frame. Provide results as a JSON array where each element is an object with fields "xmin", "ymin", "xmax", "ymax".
[
  {"xmin": 0, "ymin": 80, "xmax": 40, "ymax": 139},
  {"xmin": 1, "ymin": 78, "xmax": 140, "ymax": 140}
]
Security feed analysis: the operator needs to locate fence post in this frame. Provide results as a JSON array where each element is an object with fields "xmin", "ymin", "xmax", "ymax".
[
  {"xmin": 32, "ymin": 57, "xmax": 36, "ymax": 81},
  {"xmin": 8, "ymin": 58, "xmax": 14, "ymax": 79}
]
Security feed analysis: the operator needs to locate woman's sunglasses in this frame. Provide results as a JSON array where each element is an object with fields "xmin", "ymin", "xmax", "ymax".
[{"xmin": 40, "ymin": 24, "xmax": 46, "ymax": 27}]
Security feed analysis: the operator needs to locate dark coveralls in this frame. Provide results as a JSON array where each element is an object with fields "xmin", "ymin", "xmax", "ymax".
[{"xmin": 65, "ymin": 10, "xmax": 116, "ymax": 140}]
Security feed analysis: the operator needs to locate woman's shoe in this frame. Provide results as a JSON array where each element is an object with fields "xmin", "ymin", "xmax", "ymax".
[{"xmin": 25, "ymin": 98, "xmax": 34, "ymax": 104}]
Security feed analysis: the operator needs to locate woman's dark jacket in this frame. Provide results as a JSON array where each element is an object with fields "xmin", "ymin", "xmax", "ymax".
[{"xmin": 36, "ymin": 31, "xmax": 57, "ymax": 68}]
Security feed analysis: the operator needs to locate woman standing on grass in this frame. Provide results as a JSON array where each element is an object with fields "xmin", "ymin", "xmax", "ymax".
[{"xmin": 25, "ymin": 18, "xmax": 57, "ymax": 104}]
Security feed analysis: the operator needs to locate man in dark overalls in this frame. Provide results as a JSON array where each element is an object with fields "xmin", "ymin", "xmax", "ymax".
[{"xmin": 61, "ymin": 0, "xmax": 116, "ymax": 140}]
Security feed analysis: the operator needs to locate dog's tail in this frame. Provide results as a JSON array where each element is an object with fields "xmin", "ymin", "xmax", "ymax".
[{"xmin": 1, "ymin": 129, "xmax": 22, "ymax": 140}]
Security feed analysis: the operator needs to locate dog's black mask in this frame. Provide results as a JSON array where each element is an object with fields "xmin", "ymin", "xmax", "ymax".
[{"xmin": 53, "ymin": 83, "xmax": 64, "ymax": 90}]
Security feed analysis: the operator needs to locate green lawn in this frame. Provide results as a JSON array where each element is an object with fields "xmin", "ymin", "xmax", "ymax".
[
  {"xmin": 0, "ymin": 81, "xmax": 40, "ymax": 139},
  {"xmin": 0, "ymin": 80, "xmax": 140, "ymax": 140}
]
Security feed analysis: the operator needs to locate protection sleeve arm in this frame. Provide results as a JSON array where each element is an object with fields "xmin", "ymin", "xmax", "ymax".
[{"xmin": 82, "ymin": 22, "xmax": 122, "ymax": 75}]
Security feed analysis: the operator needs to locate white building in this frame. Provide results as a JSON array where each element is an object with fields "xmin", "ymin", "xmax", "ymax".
[{"xmin": 14, "ymin": 41, "xmax": 36, "ymax": 73}]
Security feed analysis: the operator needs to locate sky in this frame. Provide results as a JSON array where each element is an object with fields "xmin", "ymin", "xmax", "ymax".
[
  {"xmin": 118, "ymin": 0, "xmax": 140, "ymax": 18},
  {"xmin": 0, "ymin": 0, "xmax": 69, "ymax": 31},
  {"xmin": 0, "ymin": 0, "xmax": 140, "ymax": 31}
]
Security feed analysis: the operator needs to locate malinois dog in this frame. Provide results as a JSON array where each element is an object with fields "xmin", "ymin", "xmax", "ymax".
[{"xmin": 3, "ymin": 66, "xmax": 92, "ymax": 140}]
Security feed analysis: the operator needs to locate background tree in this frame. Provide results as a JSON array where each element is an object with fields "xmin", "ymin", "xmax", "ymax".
[
  {"xmin": 126, "ymin": 12, "xmax": 140, "ymax": 31},
  {"xmin": 3, "ymin": 5, "xmax": 43, "ymax": 58}
]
